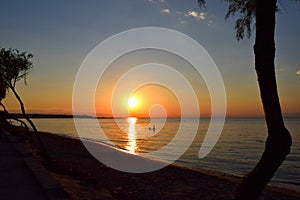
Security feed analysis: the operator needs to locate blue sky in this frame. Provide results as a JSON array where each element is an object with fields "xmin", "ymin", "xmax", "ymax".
[{"xmin": 1, "ymin": 0, "xmax": 299, "ymax": 116}]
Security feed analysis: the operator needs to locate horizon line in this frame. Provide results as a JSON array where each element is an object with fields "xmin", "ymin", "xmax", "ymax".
[{"xmin": 5, "ymin": 112, "xmax": 300, "ymax": 119}]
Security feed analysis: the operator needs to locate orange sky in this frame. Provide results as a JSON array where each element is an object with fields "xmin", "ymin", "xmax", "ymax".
[
  {"xmin": 1, "ymin": 1, "xmax": 300, "ymax": 117},
  {"xmin": 96, "ymin": 84, "xmax": 182, "ymax": 118},
  {"xmin": 3, "ymin": 49, "xmax": 299, "ymax": 118}
]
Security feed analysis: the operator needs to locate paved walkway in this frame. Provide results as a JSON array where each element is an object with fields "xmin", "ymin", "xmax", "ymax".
[{"xmin": 0, "ymin": 130, "xmax": 47, "ymax": 199}]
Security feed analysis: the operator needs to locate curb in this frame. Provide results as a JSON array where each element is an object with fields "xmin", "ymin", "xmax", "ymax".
[{"xmin": 4, "ymin": 131, "xmax": 69, "ymax": 200}]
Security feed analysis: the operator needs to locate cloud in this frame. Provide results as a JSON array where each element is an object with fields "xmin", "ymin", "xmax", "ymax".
[
  {"xmin": 162, "ymin": 8, "xmax": 170, "ymax": 14},
  {"xmin": 185, "ymin": 11, "xmax": 206, "ymax": 20},
  {"xmin": 297, "ymin": 70, "xmax": 300, "ymax": 75},
  {"xmin": 148, "ymin": 0, "xmax": 164, "ymax": 3}
]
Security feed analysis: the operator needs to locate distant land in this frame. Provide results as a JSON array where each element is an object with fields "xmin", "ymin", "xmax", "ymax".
[
  {"xmin": 5, "ymin": 113, "xmax": 300, "ymax": 119},
  {"xmin": 8, "ymin": 114, "xmax": 94, "ymax": 119},
  {"xmin": 7, "ymin": 113, "xmax": 135, "ymax": 119}
]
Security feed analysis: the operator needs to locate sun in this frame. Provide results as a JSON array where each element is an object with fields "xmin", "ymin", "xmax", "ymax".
[{"xmin": 128, "ymin": 97, "xmax": 138, "ymax": 108}]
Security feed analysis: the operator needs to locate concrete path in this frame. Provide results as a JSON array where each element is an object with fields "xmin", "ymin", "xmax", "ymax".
[
  {"xmin": 0, "ymin": 125, "xmax": 69, "ymax": 200},
  {"xmin": 0, "ymin": 130, "xmax": 47, "ymax": 199}
]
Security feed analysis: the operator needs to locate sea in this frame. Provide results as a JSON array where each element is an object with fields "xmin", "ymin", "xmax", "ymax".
[{"xmin": 30, "ymin": 117, "xmax": 300, "ymax": 191}]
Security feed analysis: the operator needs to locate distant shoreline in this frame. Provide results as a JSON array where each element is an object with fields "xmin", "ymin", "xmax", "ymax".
[
  {"xmin": 8, "ymin": 113, "xmax": 93, "ymax": 119},
  {"xmin": 7, "ymin": 113, "xmax": 300, "ymax": 119}
]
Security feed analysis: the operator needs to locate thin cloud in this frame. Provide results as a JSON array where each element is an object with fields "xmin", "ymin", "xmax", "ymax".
[
  {"xmin": 162, "ymin": 8, "xmax": 170, "ymax": 14},
  {"xmin": 297, "ymin": 70, "xmax": 300, "ymax": 75},
  {"xmin": 185, "ymin": 11, "xmax": 206, "ymax": 20},
  {"xmin": 148, "ymin": 0, "xmax": 165, "ymax": 3}
]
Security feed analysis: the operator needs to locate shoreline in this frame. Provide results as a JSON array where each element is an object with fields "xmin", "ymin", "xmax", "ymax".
[
  {"xmin": 17, "ymin": 128, "xmax": 298, "ymax": 199},
  {"xmin": 34, "ymin": 129, "xmax": 300, "ymax": 193},
  {"xmin": 21, "ymin": 125, "xmax": 300, "ymax": 195}
]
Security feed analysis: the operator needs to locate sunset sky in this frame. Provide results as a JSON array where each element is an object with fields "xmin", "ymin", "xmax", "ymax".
[{"xmin": 1, "ymin": 0, "xmax": 300, "ymax": 117}]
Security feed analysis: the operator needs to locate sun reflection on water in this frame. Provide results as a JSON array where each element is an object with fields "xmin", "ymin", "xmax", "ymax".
[{"xmin": 125, "ymin": 117, "xmax": 138, "ymax": 154}]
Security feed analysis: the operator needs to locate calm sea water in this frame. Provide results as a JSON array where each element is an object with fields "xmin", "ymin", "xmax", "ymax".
[{"xmin": 31, "ymin": 117, "xmax": 300, "ymax": 191}]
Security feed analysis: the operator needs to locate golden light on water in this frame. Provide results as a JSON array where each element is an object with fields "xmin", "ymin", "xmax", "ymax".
[{"xmin": 125, "ymin": 117, "xmax": 138, "ymax": 154}]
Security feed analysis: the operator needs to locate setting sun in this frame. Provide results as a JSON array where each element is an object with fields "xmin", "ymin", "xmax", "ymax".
[{"xmin": 128, "ymin": 97, "xmax": 138, "ymax": 108}]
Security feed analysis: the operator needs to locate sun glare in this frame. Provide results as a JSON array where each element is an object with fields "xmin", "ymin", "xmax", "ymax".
[{"xmin": 128, "ymin": 97, "xmax": 138, "ymax": 108}]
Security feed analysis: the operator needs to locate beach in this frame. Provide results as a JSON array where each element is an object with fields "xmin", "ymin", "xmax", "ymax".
[{"xmin": 12, "ymin": 127, "xmax": 297, "ymax": 200}]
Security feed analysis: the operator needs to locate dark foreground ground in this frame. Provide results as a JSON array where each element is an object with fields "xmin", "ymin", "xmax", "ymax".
[{"xmin": 7, "ymin": 125, "xmax": 300, "ymax": 200}]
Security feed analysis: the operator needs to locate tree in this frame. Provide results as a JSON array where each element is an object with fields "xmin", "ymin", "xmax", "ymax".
[
  {"xmin": 0, "ymin": 48, "xmax": 46, "ymax": 155},
  {"xmin": 198, "ymin": 0, "xmax": 295, "ymax": 199},
  {"xmin": 0, "ymin": 65, "xmax": 7, "ymax": 101},
  {"xmin": 0, "ymin": 81, "xmax": 5, "ymax": 101}
]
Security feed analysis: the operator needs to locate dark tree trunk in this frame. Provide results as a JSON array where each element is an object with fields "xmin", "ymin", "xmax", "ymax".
[
  {"xmin": 9, "ymin": 85, "xmax": 48, "ymax": 157},
  {"xmin": 234, "ymin": 0, "xmax": 292, "ymax": 199},
  {"xmin": 0, "ymin": 102, "xmax": 8, "ymax": 113},
  {"xmin": 1, "ymin": 102, "xmax": 30, "ymax": 135},
  {"xmin": 10, "ymin": 86, "xmax": 38, "ymax": 132}
]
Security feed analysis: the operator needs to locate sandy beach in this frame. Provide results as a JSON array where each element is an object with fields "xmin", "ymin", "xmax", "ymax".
[{"xmin": 7, "ymin": 126, "xmax": 294, "ymax": 200}]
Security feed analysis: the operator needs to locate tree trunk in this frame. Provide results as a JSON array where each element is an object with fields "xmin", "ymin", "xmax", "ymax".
[
  {"xmin": 234, "ymin": 0, "xmax": 292, "ymax": 199},
  {"xmin": 0, "ymin": 102, "xmax": 30, "ymax": 134},
  {"xmin": 9, "ymin": 86, "xmax": 48, "ymax": 157},
  {"xmin": 0, "ymin": 102, "xmax": 8, "ymax": 114}
]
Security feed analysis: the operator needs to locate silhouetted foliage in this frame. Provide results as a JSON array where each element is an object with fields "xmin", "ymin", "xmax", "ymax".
[
  {"xmin": 199, "ymin": 0, "xmax": 256, "ymax": 40},
  {"xmin": 0, "ymin": 48, "xmax": 47, "ymax": 156},
  {"xmin": 0, "ymin": 48, "xmax": 33, "ymax": 89},
  {"xmin": 0, "ymin": 48, "xmax": 34, "ymax": 121},
  {"xmin": 197, "ymin": 0, "xmax": 296, "ymax": 199}
]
